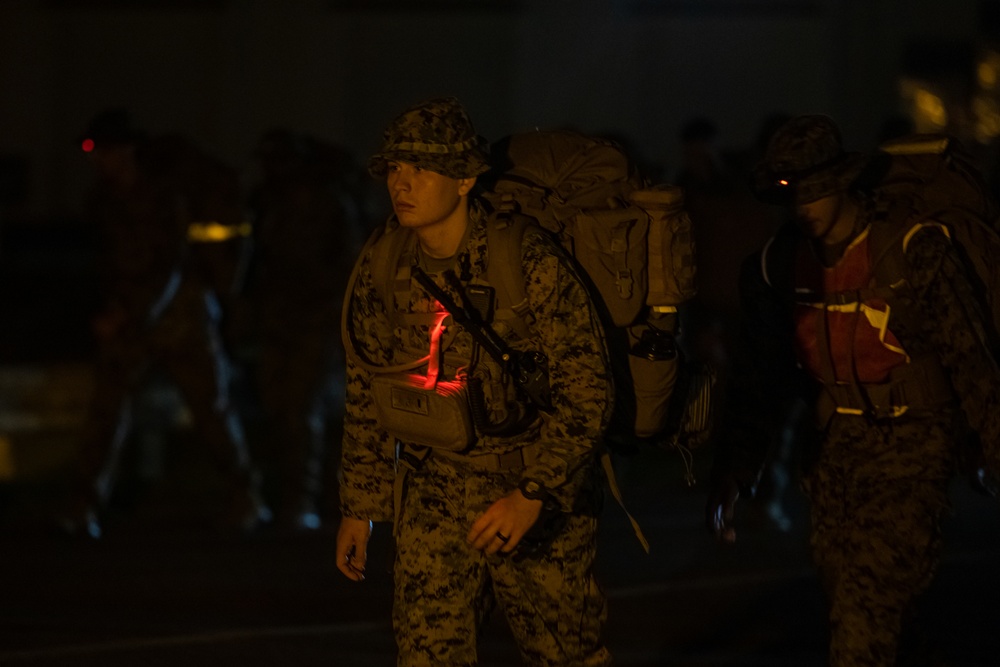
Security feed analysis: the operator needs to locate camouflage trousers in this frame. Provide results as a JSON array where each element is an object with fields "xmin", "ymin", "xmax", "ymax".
[
  {"xmin": 393, "ymin": 455, "xmax": 611, "ymax": 667},
  {"xmin": 802, "ymin": 412, "xmax": 955, "ymax": 667}
]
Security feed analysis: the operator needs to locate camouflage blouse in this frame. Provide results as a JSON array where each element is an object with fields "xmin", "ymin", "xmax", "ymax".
[{"xmin": 340, "ymin": 201, "xmax": 612, "ymax": 521}]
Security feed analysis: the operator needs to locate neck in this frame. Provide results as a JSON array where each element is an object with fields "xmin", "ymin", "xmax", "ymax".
[
  {"xmin": 415, "ymin": 199, "xmax": 471, "ymax": 259},
  {"xmin": 821, "ymin": 195, "xmax": 860, "ymax": 247}
]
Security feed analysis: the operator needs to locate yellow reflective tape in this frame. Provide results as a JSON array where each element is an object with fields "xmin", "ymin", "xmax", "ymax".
[
  {"xmin": 882, "ymin": 137, "xmax": 949, "ymax": 156},
  {"xmin": 835, "ymin": 405, "xmax": 908, "ymax": 417},
  {"xmin": 902, "ymin": 221, "xmax": 949, "ymax": 252},
  {"xmin": 187, "ymin": 221, "xmax": 252, "ymax": 243}
]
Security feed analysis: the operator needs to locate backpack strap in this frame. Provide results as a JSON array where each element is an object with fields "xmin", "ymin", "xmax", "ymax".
[
  {"xmin": 867, "ymin": 195, "xmax": 953, "ymax": 329},
  {"xmin": 342, "ymin": 220, "xmax": 454, "ymax": 375},
  {"xmin": 485, "ymin": 211, "xmax": 535, "ymax": 340},
  {"xmin": 484, "ymin": 209, "xmax": 649, "ymax": 553},
  {"xmin": 369, "ymin": 221, "xmax": 418, "ymax": 328}
]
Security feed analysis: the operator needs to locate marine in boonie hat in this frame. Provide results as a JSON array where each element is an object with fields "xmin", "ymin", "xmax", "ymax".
[
  {"xmin": 367, "ymin": 96, "xmax": 490, "ymax": 180},
  {"xmin": 751, "ymin": 114, "xmax": 867, "ymax": 205}
]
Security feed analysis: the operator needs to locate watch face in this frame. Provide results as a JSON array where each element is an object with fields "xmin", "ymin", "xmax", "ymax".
[{"xmin": 521, "ymin": 479, "xmax": 543, "ymax": 499}]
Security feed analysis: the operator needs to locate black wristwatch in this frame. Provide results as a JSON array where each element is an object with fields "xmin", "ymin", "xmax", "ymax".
[{"xmin": 518, "ymin": 478, "xmax": 548, "ymax": 501}]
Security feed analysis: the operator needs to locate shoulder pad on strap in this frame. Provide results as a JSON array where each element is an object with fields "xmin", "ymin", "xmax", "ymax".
[{"xmin": 486, "ymin": 211, "xmax": 537, "ymax": 340}]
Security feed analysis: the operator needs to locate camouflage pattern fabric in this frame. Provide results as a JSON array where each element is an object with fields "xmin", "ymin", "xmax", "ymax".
[
  {"xmin": 367, "ymin": 96, "xmax": 491, "ymax": 180},
  {"xmin": 340, "ymin": 200, "xmax": 612, "ymax": 663},
  {"xmin": 340, "ymin": 200, "xmax": 612, "ymax": 518},
  {"xmin": 714, "ymin": 217, "xmax": 1000, "ymax": 666},
  {"xmin": 394, "ymin": 455, "xmax": 609, "ymax": 666},
  {"xmin": 802, "ymin": 413, "xmax": 953, "ymax": 667},
  {"xmin": 751, "ymin": 114, "xmax": 867, "ymax": 205}
]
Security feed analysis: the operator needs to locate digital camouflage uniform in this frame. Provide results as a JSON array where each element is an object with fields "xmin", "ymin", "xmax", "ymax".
[
  {"xmin": 342, "ymin": 97, "xmax": 613, "ymax": 664},
  {"xmin": 713, "ymin": 115, "xmax": 1000, "ymax": 667}
]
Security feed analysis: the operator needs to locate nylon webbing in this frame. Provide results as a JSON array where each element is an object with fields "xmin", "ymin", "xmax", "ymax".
[{"xmin": 601, "ymin": 451, "xmax": 650, "ymax": 554}]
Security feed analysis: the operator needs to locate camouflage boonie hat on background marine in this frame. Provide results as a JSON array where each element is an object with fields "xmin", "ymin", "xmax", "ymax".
[
  {"xmin": 751, "ymin": 114, "xmax": 867, "ymax": 205},
  {"xmin": 367, "ymin": 96, "xmax": 491, "ymax": 180}
]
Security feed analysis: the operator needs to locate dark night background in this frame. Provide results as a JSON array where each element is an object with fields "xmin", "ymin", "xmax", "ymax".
[{"xmin": 1, "ymin": 1, "xmax": 1000, "ymax": 666}]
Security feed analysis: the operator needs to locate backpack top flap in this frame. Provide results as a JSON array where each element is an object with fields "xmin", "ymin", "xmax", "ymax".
[
  {"xmin": 855, "ymin": 133, "xmax": 1000, "ymax": 228},
  {"xmin": 483, "ymin": 130, "xmax": 642, "ymax": 232},
  {"xmin": 858, "ymin": 134, "xmax": 1000, "ymax": 349}
]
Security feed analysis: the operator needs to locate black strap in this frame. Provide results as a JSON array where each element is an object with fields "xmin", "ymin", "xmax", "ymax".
[{"xmin": 412, "ymin": 266, "xmax": 553, "ymax": 411}]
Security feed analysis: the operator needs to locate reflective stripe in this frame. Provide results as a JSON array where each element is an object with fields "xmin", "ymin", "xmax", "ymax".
[
  {"xmin": 882, "ymin": 137, "xmax": 949, "ymax": 156},
  {"xmin": 760, "ymin": 235, "xmax": 777, "ymax": 287},
  {"xmin": 902, "ymin": 221, "xmax": 949, "ymax": 252},
  {"xmin": 835, "ymin": 405, "xmax": 908, "ymax": 417},
  {"xmin": 187, "ymin": 221, "xmax": 252, "ymax": 243}
]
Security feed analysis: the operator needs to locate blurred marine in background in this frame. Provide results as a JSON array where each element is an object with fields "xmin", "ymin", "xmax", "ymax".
[
  {"xmin": 706, "ymin": 114, "xmax": 1000, "ymax": 666},
  {"xmin": 59, "ymin": 108, "xmax": 270, "ymax": 539},
  {"xmin": 242, "ymin": 128, "xmax": 364, "ymax": 532}
]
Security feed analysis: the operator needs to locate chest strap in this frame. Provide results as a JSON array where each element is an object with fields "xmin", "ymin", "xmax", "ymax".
[{"xmin": 817, "ymin": 354, "xmax": 953, "ymax": 423}]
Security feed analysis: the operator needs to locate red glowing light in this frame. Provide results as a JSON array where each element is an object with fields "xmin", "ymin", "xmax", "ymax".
[
  {"xmin": 778, "ymin": 179, "xmax": 789, "ymax": 186},
  {"xmin": 81, "ymin": 138, "xmax": 95, "ymax": 153}
]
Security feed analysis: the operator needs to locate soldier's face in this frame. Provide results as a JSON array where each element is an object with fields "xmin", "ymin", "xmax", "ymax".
[
  {"xmin": 386, "ymin": 160, "xmax": 474, "ymax": 231},
  {"xmin": 794, "ymin": 194, "xmax": 843, "ymax": 241}
]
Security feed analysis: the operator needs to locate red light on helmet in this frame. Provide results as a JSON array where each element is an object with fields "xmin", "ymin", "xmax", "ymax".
[{"xmin": 81, "ymin": 138, "xmax": 95, "ymax": 153}]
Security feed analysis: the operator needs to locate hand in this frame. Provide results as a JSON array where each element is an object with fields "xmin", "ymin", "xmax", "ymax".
[
  {"xmin": 705, "ymin": 473, "xmax": 740, "ymax": 544},
  {"xmin": 336, "ymin": 516, "xmax": 373, "ymax": 581},
  {"xmin": 467, "ymin": 489, "xmax": 544, "ymax": 555}
]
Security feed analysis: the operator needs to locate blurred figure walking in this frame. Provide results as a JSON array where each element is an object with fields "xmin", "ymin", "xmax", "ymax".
[
  {"xmin": 244, "ymin": 128, "xmax": 363, "ymax": 532},
  {"xmin": 60, "ymin": 108, "xmax": 269, "ymax": 539}
]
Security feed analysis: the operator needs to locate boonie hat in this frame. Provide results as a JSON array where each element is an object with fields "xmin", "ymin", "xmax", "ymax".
[
  {"xmin": 367, "ymin": 96, "xmax": 490, "ymax": 180},
  {"xmin": 751, "ymin": 114, "xmax": 867, "ymax": 205}
]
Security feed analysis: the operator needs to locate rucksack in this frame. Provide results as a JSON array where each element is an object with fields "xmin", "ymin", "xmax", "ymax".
[
  {"xmin": 478, "ymin": 130, "xmax": 711, "ymax": 460},
  {"xmin": 852, "ymin": 133, "xmax": 1000, "ymax": 348}
]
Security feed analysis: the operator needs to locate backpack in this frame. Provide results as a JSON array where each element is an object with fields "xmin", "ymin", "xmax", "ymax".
[
  {"xmin": 478, "ymin": 130, "xmax": 710, "ymax": 460},
  {"xmin": 852, "ymin": 133, "xmax": 1000, "ymax": 348}
]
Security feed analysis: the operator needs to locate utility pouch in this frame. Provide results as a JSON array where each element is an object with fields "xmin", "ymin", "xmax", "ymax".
[
  {"xmin": 627, "ymin": 319, "xmax": 680, "ymax": 439},
  {"xmin": 569, "ymin": 207, "xmax": 649, "ymax": 328},
  {"xmin": 371, "ymin": 373, "xmax": 475, "ymax": 451},
  {"xmin": 629, "ymin": 185, "xmax": 698, "ymax": 308}
]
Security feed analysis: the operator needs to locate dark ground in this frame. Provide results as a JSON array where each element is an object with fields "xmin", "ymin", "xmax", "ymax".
[{"xmin": 1, "ymin": 427, "xmax": 999, "ymax": 667}]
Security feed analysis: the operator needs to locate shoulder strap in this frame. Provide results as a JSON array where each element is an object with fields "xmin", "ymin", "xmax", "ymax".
[
  {"xmin": 868, "ymin": 197, "xmax": 916, "ymax": 292},
  {"xmin": 369, "ymin": 221, "xmax": 414, "ymax": 322},
  {"xmin": 340, "ymin": 221, "xmax": 435, "ymax": 375},
  {"xmin": 486, "ymin": 212, "xmax": 535, "ymax": 340}
]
